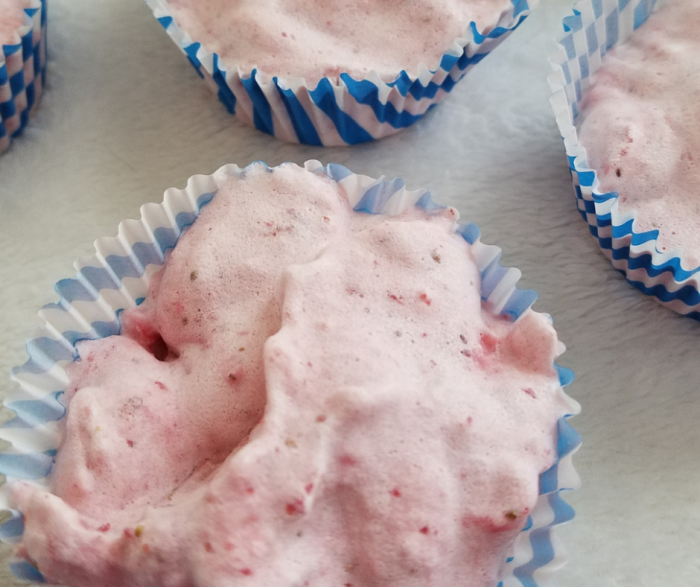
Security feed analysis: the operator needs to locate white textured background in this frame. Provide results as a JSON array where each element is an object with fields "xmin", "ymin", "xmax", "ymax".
[{"xmin": 1, "ymin": 0, "xmax": 699, "ymax": 585}]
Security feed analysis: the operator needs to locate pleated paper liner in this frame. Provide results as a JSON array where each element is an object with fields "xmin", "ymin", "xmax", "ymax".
[
  {"xmin": 145, "ymin": 0, "xmax": 539, "ymax": 146},
  {"xmin": 0, "ymin": 0, "xmax": 47, "ymax": 155}
]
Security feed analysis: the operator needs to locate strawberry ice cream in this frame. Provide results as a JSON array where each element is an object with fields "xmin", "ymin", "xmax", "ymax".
[
  {"xmin": 164, "ymin": 0, "xmax": 512, "ymax": 83},
  {"xmin": 0, "ymin": 0, "xmax": 30, "ymax": 46},
  {"xmin": 576, "ymin": 0, "xmax": 700, "ymax": 266},
  {"xmin": 12, "ymin": 164, "xmax": 569, "ymax": 587}
]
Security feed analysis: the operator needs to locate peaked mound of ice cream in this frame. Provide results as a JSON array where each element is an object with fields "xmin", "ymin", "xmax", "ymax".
[
  {"xmin": 13, "ymin": 164, "xmax": 567, "ymax": 587},
  {"xmin": 577, "ymin": 0, "xmax": 700, "ymax": 267},
  {"xmin": 164, "ymin": 0, "xmax": 512, "ymax": 84},
  {"xmin": 0, "ymin": 0, "xmax": 31, "ymax": 46}
]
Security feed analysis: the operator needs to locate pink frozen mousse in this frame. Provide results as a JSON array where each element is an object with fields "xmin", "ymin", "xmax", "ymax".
[
  {"xmin": 576, "ymin": 0, "xmax": 700, "ymax": 266},
  {"xmin": 0, "ymin": 0, "xmax": 30, "ymax": 46},
  {"xmin": 164, "ymin": 0, "xmax": 512, "ymax": 83},
  {"xmin": 12, "ymin": 164, "xmax": 569, "ymax": 587}
]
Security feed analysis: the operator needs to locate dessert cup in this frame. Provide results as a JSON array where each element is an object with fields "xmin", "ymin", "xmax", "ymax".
[
  {"xmin": 0, "ymin": 161, "xmax": 580, "ymax": 585},
  {"xmin": 0, "ymin": 0, "xmax": 46, "ymax": 155},
  {"xmin": 145, "ymin": 0, "xmax": 539, "ymax": 146},
  {"xmin": 548, "ymin": 0, "xmax": 700, "ymax": 318}
]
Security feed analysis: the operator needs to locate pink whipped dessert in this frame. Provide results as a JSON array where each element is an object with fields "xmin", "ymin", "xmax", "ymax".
[
  {"xmin": 13, "ymin": 164, "xmax": 568, "ymax": 587},
  {"xmin": 164, "ymin": 0, "xmax": 512, "ymax": 83},
  {"xmin": 576, "ymin": 0, "xmax": 700, "ymax": 266},
  {"xmin": 0, "ymin": 0, "xmax": 30, "ymax": 46}
]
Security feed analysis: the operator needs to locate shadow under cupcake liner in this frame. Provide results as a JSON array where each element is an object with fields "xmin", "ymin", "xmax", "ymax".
[
  {"xmin": 145, "ymin": 0, "xmax": 537, "ymax": 146},
  {"xmin": 0, "ymin": 0, "xmax": 47, "ymax": 155},
  {"xmin": 0, "ymin": 161, "xmax": 580, "ymax": 585},
  {"xmin": 549, "ymin": 0, "xmax": 700, "ymax": 319}
]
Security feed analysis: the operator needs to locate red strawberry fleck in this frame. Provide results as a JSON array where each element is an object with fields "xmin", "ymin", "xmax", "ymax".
[
  {"xmin": 204, "ymin": 542, "xmax": 214, "ymax": 553},
  {"xmin": 305, "ymin": 483, "xmax": 314, "ymax": 494},
  {"xmin": 419, "ymin": 526, "xmax": 429, "ymax": 534},
  {"xmin": 387, "ymin": 293, "xmax": 404, "ymax": 304},
  {"xmin": 98, "ymin": 523, "xmax": 110, "ymax": 533},
  {"xmin": 127, "ymin": 440, "xmax": 134, "ymax": 448},
  {"xmin": 419, "ymin": 293, "xmax": 431, "ymax": 306},
  {"xmin": 339, "ymin": 454, "xmax": 357, "ymax": 466},
  {"xmin": 480, "ymin": 332, "xmax": 498, "ymax": 353},
  {"xmin": 461, "ymin": 349, "xmax": 472, "ymax": 357},
  {"xmin": 522, "ymin": 388, "xmax": 537, "ymax": 399},
  {"xmin": 123, "ymin": 528, "xmax": 133, "ymax": 538},
  {"xmin": 154, "ymin": 381, "xmax": 167, "ymax": 390},
  {"xmin": 390, "ymin": 488, "xmax": 401, "ymax": 497},
  {"xmin": 240, "ymin": 568, "xmax": 252, "ymax": 576},
  {"xmin": 286, "ymin": 499, "xmax": 305, "ymax": 515}
]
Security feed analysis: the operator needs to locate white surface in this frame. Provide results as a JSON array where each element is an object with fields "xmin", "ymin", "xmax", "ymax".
[{"xmin": 0, "ymin": 0, "xmax": 698, "ymax": 585}]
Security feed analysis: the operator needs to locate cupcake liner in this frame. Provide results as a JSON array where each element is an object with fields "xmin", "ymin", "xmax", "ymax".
[
  {"xmin": 0, "ymin": 161, "xmax": 580, "ymax": 585},
  {"xmin": 547, "ymin": 0, "xmax": 700, "ymax": 319},
  {"xmin": 0, "ymin": 0, "xmax": 47, "ymax": 155},
  {"xmin": 145, "ymin": 0, "xmax": 538, "ymax": 146}
]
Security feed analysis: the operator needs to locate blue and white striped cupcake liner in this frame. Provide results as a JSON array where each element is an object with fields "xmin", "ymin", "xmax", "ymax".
[
  {"xmin": 548, "ymin": 0, "xmax": 700, "ymax": 319},
  {"xmin": 0, "ymin": 161, "xmax": 580, "ymax": 585},
  {"xmin": 0, "ymin": 0, "xmax": 47, "ymax": 155},
  {"xmin": 144, "ymin": 0, "xmax": 538, "ymax": 146}
]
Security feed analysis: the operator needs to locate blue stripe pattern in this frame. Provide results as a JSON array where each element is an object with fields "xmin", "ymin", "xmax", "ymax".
[
  {"xmin": 0, "ymin": 0, "xmax": 47, "ymax": 153},
  {"xmin": 10, "ymin": 560, "xmax": 45, "ymax": 583},
  {"xmin": 0, "ymin": 450, "xmax": 54, "ymax": 480},
  {"xmin": 0, "ymin": 511, "xmax": 24, "ymax": 540},
  {"xmin": 458, "ymin": 223, "xmax": 540, "ymax": 321},
  {"xmin": 552, "ymin": 0, "xmax": 700, "ymax": 317},
  {"xmin": 148, "ymin": 0, "xmax": 535, "ymax": 145},
  {"xmin": 275, "ymin": 83, "xmax": 322, "ymax": 146},
  {"xmin": 2, "ymin": 393, "xmax": 65, "ymax": 428},
  {"xmin": 1, "ymin": 162, "xmax": 579, "ymax": 586}
]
